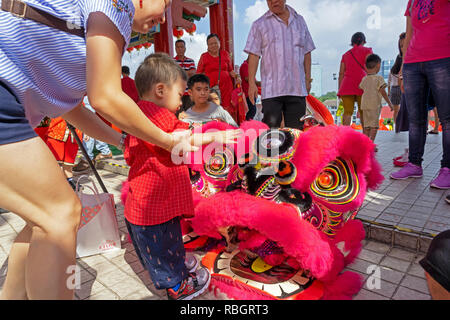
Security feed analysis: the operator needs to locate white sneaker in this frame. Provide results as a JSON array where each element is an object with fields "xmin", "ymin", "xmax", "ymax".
[{"xmin": 185, "ymin": 254, "xmax": 199, "ymax": 273}]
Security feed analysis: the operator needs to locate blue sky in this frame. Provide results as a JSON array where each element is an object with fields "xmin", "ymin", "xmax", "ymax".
[{"xmin": 123, "ymin": 0, "xmax": 408, "ymax": 95}]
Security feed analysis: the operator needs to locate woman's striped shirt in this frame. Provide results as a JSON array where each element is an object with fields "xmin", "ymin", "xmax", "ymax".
[{"xmin": 0, "ymin": 0, "xmax": 134, "ymax": 127}]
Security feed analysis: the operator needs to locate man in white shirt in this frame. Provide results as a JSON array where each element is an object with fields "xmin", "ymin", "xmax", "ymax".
[{"xmin": 245, "ymin": 0, "xmax": 315, "ymax": 129}]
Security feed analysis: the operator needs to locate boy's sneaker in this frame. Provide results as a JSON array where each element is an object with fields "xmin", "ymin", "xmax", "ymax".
[
  {"xmin": 390, "ymin": 163, "xmax": 423, "ymax": 180},
  {"xmin": 185, "ymin": 254, "xmax": 199, "ymax": 273},
  {"xmin": 167, "ymin": 268, "xmax": 211, "ymax": 300},
  {"xmin": 430, "ymin": 168, "xmax": 450, "ymax": 189},
  {"xmin": 446, "ymin": 194, "xmax": 450, "ymax": 205}
]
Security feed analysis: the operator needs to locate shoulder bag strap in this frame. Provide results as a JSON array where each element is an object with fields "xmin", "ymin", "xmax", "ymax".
[
  {"xmin": 350, "ymin": 50, "xmax": 367, "ymax": 74},
  {"xmin": 217, "ymin": 51, "xmax": 221, "ymax": 85},
  {"xmin": 1, "ymin": 0, "xmax": 85, "ymax": 38}
]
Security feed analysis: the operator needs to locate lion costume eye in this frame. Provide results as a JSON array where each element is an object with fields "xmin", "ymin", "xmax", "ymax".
[
  {"xmin": 317, "ymin": 171, "xmax": 336, "ymax": 189},
  {"xmin": 203, "ymin": 145, "xmax": 236, "ymax": 181},
  {"xmin": 310, "ymin": 158, "xmax": 359, "ymax": 205},
  {"xmin": 254, "ymin": 128, "xmax": 301, "ymax": 163}
]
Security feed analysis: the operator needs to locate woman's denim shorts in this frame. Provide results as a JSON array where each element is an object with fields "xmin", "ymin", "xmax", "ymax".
[{"xmin": 0, "ymin": 81, "xmax": 37, "ymax": 145}]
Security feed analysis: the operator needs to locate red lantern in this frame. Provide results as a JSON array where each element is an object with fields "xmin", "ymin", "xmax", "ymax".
[
  {"xmin": 185, "ymin": 23, "xmax": 196, "ymax": 35},
  {"xmin": 172, "ymin": 27, "xmax": 184, "ymax": 39},
  {"xmin": 135, "ymin": 44, "xmax": 143, "ymax": 51},
  {"xmin": 126, "ymin": 47, "xmax": 134, "ymax": 53},
  {"xmin": 143, "ymin": 42, "xmax": 152, "ymax": 49}
]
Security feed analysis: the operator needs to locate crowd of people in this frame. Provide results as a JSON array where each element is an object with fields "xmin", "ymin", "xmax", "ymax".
[
  {"xmin": 336, "ymin": 3, "xmax": 449, "ymax": 202},
  {"xmin": 0, "ymin": 0, "xmax": 448, "ymax": 301}
]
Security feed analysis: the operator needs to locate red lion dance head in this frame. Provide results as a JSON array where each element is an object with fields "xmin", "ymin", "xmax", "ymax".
[{"xmin": 181, "ymin": 117, "xmax": 383, "ymax": 300}]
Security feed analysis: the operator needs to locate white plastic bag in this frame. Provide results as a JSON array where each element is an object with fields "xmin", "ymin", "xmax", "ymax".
[
  {"xmin": 75, "ymin": 176, "xmax": 121, "ymax": 258},
  {"xmin": 254, "ymin": 102, "xmax": 264, "ymax": 122}
]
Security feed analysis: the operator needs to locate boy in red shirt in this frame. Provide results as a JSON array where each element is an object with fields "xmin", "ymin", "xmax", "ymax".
[{"xmin": 124, "ymin": 53, "xmax": 239, "ymax": 300}]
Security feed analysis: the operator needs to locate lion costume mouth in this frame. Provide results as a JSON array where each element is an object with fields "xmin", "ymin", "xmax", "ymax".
[{"xmin": 206, "ymin": 248, "xmax": 322, "ymax": 300}]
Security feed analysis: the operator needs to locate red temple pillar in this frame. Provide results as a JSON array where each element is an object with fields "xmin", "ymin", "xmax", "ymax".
[
  {"xmin": 209, "ymin": 0, "xmax": 234, "ymax": 65},
  {"xmin": 154, "ymin": 8, "xmax": 174, "ymax": 57}
]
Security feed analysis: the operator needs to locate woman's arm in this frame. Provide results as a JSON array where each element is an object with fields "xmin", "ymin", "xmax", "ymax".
[
  {"xmin": 400, "ymin": 16, "xmax": 413, "ymax": 92},
  {"xmin": 338, "ymin": 62, "xmax": 345, "ymax": 91},
  {"xmin": 62, "ymin": 103, "xmax": 121, "ymax": 146},
  {"xmin": 403, "ymin": 16, "xmax": 413, "ymax": 63},
  {"xmin": 85, "ymin": 12, "xmax": 174, "ymax": 150},
  {"xmin": 224, "ymin": 51, "xmax": 235, "ymax": 76},
  {"xmin": 196, "ymin": 53, "xmax": 205, "ymax": 74},
  {"xmin": 219, "ymin": 51, "xmax": 239, "ymax": 85}
]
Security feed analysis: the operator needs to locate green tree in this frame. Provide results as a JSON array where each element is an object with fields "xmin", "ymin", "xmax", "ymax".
[{"xmin": 318, "ymin": 91, "xmax": 337, "ymax": 102}]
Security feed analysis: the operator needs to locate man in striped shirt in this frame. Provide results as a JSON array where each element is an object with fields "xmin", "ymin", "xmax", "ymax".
[
  {"xmin": 174, "ymin": 39, "xmax": 196, "ymax": 78},
  {"xmin": 245, "ymin": 0, "xmax": 315, "ymax": 129},
  {"xmin": 174, "ymin": 39, "xmax": 196, "ymax": 113}
]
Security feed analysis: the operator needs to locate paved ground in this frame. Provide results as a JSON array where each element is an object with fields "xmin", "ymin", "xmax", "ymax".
[
  {"xmin": 361, "ymin": 131, "xmax": 448, "ymax": 236},
  {"xmin": 1, "ymin": 130, "xmax": 448, "ymax": 300}
]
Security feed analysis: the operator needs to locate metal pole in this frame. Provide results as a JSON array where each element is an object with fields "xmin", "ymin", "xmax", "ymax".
[{"xmin": 66, "ymin": 122, "xmax": 109, "ymax": 194}]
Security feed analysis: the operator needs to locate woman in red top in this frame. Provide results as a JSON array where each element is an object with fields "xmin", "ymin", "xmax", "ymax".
[
  {"xmin": 197, "ymin": 34, "xmax": 240, "ymax": 116},
  {"xmin": 390, "ymin": 0, "xmax": 450, "ymax": 190},
  {"xmin": 338, "ymin": 32, "xmax": 373, "ymax": 127}
]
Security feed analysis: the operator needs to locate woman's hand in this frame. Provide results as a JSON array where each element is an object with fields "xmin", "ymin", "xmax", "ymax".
[
  {"xmin": 170, "ymin": 130, "xmax": 199, "ymax": 153},
  {"xmin": 190, "ymin": 129, "xmax": 241, "ymax": 147},
  {"xmin": 212, "ymin": 129, "xmax": 241, "ymax": 145}
]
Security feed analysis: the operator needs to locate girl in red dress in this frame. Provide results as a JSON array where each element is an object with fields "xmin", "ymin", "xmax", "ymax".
[{"xmin": 46, "ymin": 117, "xmax": 82, "ymax": 190}]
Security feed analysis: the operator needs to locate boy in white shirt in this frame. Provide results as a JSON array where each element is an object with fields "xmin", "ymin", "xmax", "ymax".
[{"xmin": 359, "ymin": 54, "xmax": 393, "ymax": 148}]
